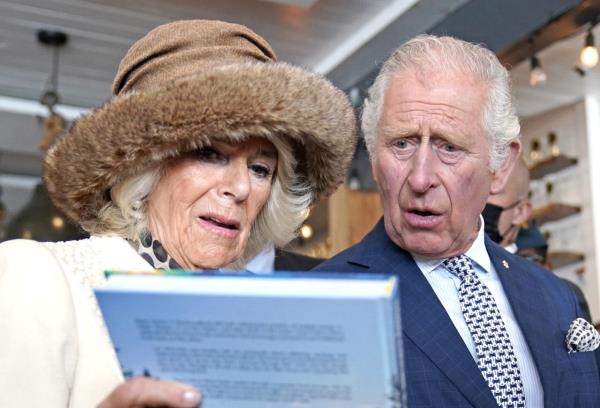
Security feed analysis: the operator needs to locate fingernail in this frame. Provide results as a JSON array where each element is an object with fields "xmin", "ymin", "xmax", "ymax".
[{"xmin": 182, "ymin": 389, "xmax": 201, "ymax": 404}]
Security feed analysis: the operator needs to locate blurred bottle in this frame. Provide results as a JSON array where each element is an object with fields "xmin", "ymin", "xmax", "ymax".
[{"xmin": 548, "ymin": 132, "xmax": 560, "ymax": 158}]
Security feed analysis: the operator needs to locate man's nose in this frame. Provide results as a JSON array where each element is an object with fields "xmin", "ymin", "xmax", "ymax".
[
  {"xmin": 407, "ymin": 145, "xmax": 438, "ymax": 193},
  {"xmin": 218, "ymin": 160, "xmax": 251, "ymax": 202}
]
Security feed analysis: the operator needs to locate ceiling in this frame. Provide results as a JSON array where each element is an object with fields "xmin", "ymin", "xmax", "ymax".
[
  {"xmin": 512, "ymin": 24, "xmax": 600, "ymax": 118},
  {"xmin": 0, "ymin": 0, "xmax": 467, "ymax": 108},
  {"xmin": 0, "ymin": 0, "xmax": 595, "ymax": 223},
  {"xmin": 0, "ymin": 0, "xmax": 470, "ymax": 219}
]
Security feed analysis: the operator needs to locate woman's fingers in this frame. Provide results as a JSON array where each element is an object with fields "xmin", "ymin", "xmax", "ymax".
[{"xmin": 97, "ymin": 377, "xmax": 202, "ymax": 408}]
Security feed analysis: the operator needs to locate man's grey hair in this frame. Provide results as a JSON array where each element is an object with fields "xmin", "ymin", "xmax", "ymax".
[
  {"xmin": 362, "ymin": 34, "xmax": 520, "ymax": 172},
  {"xmin": 86, "ymin": 136, "xmax": 311, "ymax": 269}
]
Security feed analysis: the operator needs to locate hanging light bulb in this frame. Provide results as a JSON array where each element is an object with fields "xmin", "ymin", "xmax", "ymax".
[
  {"xmin": 529, "ymin": 55, "xmax": 547, "ymax": 86},
  {"xmin": 580, "ymin": 29, "xmax": 599, "ymax": 69}
]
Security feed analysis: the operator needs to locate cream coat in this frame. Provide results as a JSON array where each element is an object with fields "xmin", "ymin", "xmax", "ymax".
[{"xmin": 0, "ymin": 236, "xmax": 153, "ymax": 407}]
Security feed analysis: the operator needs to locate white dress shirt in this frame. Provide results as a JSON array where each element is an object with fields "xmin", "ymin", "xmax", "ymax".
[
  {"xmin": 505, "ymin": 242, "xmax": 518, "ymax": 254},
  {"xmin": 411, "ymin": 217, "xmax": 544, "ymax": 408},
  {"xmin": 245, "ymin": 242, "xmax": 275, "ymax": 274}
]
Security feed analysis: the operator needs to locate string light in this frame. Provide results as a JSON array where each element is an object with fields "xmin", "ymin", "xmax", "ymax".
[
  {"xmin": 51, "ymin": 216, "xmax": 64, "ymax": 229},
  {"xmin": 300, "ymin": 224, "xmax": 313, "ymax": 240},
  {"xmin": 580, "ymin": 28, "xmax": 599, "ymax": 69},
  {"xmin": 528, "ymin": 36, "xmax": 546, "ymax": 87},
  {"xmin": 529, "ymin": 55, "xmax": 547, "ymax": 86}
]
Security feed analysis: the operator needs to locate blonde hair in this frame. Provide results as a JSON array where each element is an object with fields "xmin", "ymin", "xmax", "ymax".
[{"xmin": 88, "ymin": 136, "xmax": 312, "ymax": 269}]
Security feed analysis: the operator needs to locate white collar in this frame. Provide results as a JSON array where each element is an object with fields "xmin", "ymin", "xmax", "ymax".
[
  {"xmin": 245, "ymin": 242, "xmax": 275, "ymax": 274},
  {"xmin": 411, "ymin": 215, "xmax": 491, "ymax": 274}
]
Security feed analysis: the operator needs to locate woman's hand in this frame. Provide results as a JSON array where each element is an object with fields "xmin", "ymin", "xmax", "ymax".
[{"xmin": 97, "ymin": 377, "xmax": 202, "ymax": 408}]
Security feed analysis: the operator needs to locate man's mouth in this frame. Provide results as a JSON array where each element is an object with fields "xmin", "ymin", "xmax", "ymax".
[
  {"xmin": 404, "ymin": 207, "xmax": 443, "ymax": 228},
  {"xmin": 408, "ymin": 207, "xmax": 441, "ymax": 217},
  {"xmin": 410, "ymin": 209, "xmax": 437, "ymax": 217}
]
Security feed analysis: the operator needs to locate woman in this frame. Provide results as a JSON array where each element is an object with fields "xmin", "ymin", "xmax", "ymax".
[{"xmin": 0, "ymin": 20, "xmax": 356, "ymax": 407}]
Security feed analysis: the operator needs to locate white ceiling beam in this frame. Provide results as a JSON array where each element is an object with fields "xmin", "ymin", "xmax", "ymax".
[
  {"xmin": 0, "ymin": 95, "xmax": 88, "ymax": 120},
  {"xmin": 313, "ymin": 0, "xmax": 420, "ymax": 75}
]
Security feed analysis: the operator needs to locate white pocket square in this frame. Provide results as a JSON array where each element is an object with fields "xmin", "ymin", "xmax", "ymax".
[{"xmin": 566, "ymin": 318, "xmax": 600, "ymax": 353}]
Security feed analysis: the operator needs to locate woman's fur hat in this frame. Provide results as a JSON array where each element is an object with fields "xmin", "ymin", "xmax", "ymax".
[{"xmin": 44, "ymin": 20, "xmax": 356, "ymax": 225}]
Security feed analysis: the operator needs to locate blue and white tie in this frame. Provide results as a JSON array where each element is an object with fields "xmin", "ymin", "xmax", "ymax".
[{"xmin": 443, "ymin": 255, "xmax": 525, "ymax": 408}]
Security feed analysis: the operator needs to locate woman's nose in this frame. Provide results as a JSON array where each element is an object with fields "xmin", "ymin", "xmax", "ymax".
[{"xmin": 218, "ymin": 160, "xmax": 251, "ymax": 201}]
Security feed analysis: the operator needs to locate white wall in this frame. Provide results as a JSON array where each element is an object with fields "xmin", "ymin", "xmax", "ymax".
[{"xmin": 521, "ymin": 100, "xmax": 599, "ymax": 321}]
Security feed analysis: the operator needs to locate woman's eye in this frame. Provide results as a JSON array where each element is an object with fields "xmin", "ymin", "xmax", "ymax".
[
  {"xmin": 196, "ymin": 147, "xmax": 221, "ymax": 161},
  {"xmin": 251, "ymin": 164, "xmax": 272, "ymax": 178}
]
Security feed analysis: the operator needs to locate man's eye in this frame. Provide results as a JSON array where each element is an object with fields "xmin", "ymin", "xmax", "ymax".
[
  {"xmin": 435, "ymin": 141, "xmax": 463, "ymax": 164},
  {"xmin": 251, "ymin": 164, "xmax": 272, "ymax": 178},
  {"xmin": 394, "ymin": 139, "xmax": 409, "ymax": 149},
  {"xmin": 443, "ymin": 143, "xmax": 457, "ymax": 152}
]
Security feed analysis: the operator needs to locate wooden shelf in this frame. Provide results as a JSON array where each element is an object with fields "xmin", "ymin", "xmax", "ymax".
[
  {"xmin": 548, "ymin": 251, "xmax": 585, "ymax": 269},
  {"xmin": 530, "ymin": 203, "xmax": 581, "ymax": 225},
  {"xmin": 529, "ymin": 154, "xmax": 577, "ymax": 180}
]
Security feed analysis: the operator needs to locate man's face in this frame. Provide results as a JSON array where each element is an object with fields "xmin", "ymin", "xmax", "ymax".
[
  {"xmin": 372, "ymin": 69, "xmax": 518, "ymax": 259},
  {"xmin": 486, "ymin": 190, "xmax": 530, "ymax": 247},
  {"xmin": 485, "ymin": 161, "xmax": 531, "ymax": 247}
]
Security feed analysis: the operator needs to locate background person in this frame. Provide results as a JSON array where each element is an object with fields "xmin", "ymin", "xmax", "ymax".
[
  {"xmin": 482, "ymin": 157, "xmax": 531, "ymax": 251},
  {"xmin": 487, "ymin": 158, "xmax": 600, "ymax": 379},
  {"xmin": 314, "ymin": 34, "xmax": 600, "ymax": 407},
  {"xmin": 484, "ymin": 157, "xmax": 595, "ymax": 320},
  {"xmin": 484, "ymin": 157, "xmax": 596, "ymax": 326},
  {"xmin": 0, "ymin": 20, "xmax": 356, "ymax": 408}
]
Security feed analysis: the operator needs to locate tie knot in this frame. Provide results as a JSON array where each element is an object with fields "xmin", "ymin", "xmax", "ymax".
[{"xmin": 442, "ymin": 254, "xmax": 474, "ymax": 280}]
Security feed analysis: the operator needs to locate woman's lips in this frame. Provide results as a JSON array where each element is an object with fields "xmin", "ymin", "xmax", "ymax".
[
  {"xmin": 403, "ymin": 208, "xmax": 444, "ymax": 229},
  {"xmin": 197, "ymin": 215, "xmax": 241, "ymax": 238}
]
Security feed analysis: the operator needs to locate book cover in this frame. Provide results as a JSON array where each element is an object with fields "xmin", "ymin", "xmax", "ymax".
[{"xmin": 95, "ymin": 271, "xmax": 405, "ymax": 407}]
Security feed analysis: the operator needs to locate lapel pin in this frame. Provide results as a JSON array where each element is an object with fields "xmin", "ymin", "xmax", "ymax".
[{"xmin": 502, "ymin": 260, "xmax": 509, "ymax": 269}]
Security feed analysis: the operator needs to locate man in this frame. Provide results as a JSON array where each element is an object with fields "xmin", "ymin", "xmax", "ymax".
[
  {"xmin": 482, "ymin": 158, "xmax": 531, "ymax": 252},
  {"xmin": 314, "ymin": 35, "xmax": 600, "ymax": 407}
]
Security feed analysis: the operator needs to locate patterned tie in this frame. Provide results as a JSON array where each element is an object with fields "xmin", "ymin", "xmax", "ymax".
[{"xmin": 443, "ymin": 255, "xmax": 525, "ymax": 408}]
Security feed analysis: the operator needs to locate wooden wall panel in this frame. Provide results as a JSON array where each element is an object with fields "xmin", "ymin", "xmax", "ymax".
[{"xmin": 328, "ymin": 185, "xmax": 382, "ymax": 256}]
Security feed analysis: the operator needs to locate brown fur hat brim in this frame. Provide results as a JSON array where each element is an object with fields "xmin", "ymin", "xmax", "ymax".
[{"xmin": 44, "ymin": 62, "xmax": 356, "ymax": 225}]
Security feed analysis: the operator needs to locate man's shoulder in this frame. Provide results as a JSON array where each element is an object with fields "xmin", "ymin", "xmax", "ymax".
[
  {"xmin": 498, "ymin": 246, "xmax": 577, "ymax": 311},
  {"xmin": 508, "ymin": 249, "xmax": 569, "ymax": 288},
  {"xmin": 275, "ymin": 249, "xmax": 324, "ymax": 271},
  {"xmin": 314, "ymin": 220, "xmax": 412, "ymax": 272},
  {"xmin": 489, "ymin": 238, "xmax": 566, "ymax": 287},
  {"xmin": 314, "ymin": 241, "xmax": 370, "ymax": 271}
]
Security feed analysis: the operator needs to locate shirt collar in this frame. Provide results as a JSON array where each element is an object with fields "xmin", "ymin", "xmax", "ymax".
[
  {"xmin": 245, "ymin": 242, "xmax": 275, "ymax": 274},
  {"xmin": 412, "ymin": 215, "xmax": 492, "ymax": 275}
]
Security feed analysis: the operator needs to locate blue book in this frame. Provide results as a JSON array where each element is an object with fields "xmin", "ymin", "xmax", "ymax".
[{"xmin": 95, "ymin": 271, "xmax": 405, "ymax": 407}]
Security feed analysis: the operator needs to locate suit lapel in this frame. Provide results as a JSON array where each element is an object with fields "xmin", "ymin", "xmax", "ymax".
[
  {"xmin": 486, "ymin": 239, "xmax": 560, "ymax": 407},
  {"xmin": 348, "ymin": 221, "xmax": 498, "ymax": 407}
]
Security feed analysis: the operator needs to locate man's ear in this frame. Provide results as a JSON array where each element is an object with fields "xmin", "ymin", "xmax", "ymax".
[
  {"xmin": 490, "ymin": 140, "xmax": 521, "ymax": 195},
  {"xmin": 514, "ymin": 199, "xmax": 533, "ymax": 226}
]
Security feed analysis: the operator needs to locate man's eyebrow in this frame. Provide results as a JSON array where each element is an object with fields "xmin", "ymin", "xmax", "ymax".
[{"xmin": 380, "ymin": 125, "xmax": 413, "ymax": 138}]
